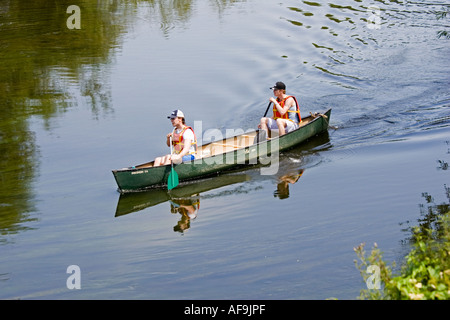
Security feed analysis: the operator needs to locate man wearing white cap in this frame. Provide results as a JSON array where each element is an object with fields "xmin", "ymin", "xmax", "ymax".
[{"xmin": 154, "ymin": 110, "xmax": 197, "ymax": 167}]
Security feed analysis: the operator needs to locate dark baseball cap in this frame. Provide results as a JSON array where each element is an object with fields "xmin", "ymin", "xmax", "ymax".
[{"xmin": 270, "ymin": 82, "xmax": 286, "ymax": 90}]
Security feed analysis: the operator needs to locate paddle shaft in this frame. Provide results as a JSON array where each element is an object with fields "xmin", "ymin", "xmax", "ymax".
[
  {"xmin": 169, "ymin": 134, "xmax": 174, "ymax": 182},
  {"xmin": 169, "ymin": 134, "xmax": 174, "ymax": 163},
  {"xmin": 263, "ymin": 101, "xmax": 272, "ymax": 118},
  {"xmin": 168, "ymin": 129, "xmax": 179, "ymax": 190},
  {"xmin": 257, "ymin": 102, "xmax": 272, "ymax": 144}
]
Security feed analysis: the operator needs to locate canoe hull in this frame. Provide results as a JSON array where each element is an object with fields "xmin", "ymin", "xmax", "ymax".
[{"xmin": 112, "ymin": 109, "xmax": 331, "ymax": 192}]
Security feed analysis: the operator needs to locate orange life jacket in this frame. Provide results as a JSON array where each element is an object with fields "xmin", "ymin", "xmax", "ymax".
[
  {"xmin": 172, "ymin": 126, "xmax": 197, "ymax": 155},
  {"xmin": 273, "ymin": 95, "xmax": 301, "ymax": 123}
]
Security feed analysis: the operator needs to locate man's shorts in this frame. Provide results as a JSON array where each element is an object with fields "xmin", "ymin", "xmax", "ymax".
[{"xmin": 266, "ymin": 118, "xmax": 299, "ymax": 133}]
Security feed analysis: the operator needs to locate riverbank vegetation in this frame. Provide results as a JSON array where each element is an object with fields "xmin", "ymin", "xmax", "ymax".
[{"xmin": 354, "ymin": 185, "xmax": 450, "ymax": 300}]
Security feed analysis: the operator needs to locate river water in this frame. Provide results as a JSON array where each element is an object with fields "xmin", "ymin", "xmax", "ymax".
[{"xmin": 0, "ymin": 0, "xmax": 449, "ymax": 300}]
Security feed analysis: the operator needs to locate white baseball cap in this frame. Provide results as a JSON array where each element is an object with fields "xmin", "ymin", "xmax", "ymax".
[{"xmin": 167, "ymin": 109, "xmax": 185, "ymax": 119}]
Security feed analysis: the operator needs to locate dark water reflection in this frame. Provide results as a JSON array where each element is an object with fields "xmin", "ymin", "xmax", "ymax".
[{"xmin": 0, "ymin": 0, "xmax": 132, "ymax": 231}]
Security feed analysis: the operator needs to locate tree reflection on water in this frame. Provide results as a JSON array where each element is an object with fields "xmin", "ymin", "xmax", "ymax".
[{"xmin": 0, "ymin": 0, "xmax": 244, "ymax": 241}]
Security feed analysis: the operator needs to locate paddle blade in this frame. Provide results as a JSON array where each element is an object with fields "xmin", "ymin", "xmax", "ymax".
[{"xmin": 167, "ymin": 168, "xmax": 179, "ymax": 190}]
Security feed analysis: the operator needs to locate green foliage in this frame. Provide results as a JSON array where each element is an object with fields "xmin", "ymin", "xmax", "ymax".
[
  {"xmin": 354, "ymin": 242, "xmax": 393, "ymax": 300},
  {"xmin": 355, "ymin": 187, "xmax": 450, "ymax": 300},
  {"xmin": 436, "ymin": 7, "xmax": 450, "ymax": 39}
]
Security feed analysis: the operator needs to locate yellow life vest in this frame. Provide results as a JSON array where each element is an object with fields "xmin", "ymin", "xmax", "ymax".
[{"xmin": 172, "ymin": 126, "xmax": 197, "ymax": 155}]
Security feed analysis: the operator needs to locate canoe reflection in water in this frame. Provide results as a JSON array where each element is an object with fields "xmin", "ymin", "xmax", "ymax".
[
  {"xmin": 115, "ymin": 168, "xmax": 305, "ymax": 233},
  {"xmin": 169, "ymin": 196, "xmax": 200, "ymax": 233},
  {"xmin": 115, "ymin": 174, "xmax": 249, "ymax": 217}
]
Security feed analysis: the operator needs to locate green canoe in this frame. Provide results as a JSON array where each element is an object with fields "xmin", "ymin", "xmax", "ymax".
[{"xmin": 112, "ymin": 109, "xmax": 331, "ymax": 193}]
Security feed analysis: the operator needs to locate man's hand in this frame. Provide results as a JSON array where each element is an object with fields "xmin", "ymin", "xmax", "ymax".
[{"xmin": 171, "ymin": 154, "xmax": 182, "ymax": 164}]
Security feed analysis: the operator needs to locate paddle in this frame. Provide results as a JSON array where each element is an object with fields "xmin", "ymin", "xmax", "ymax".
[
  {"xmin": 167, "ymin": 133, "xmax": 179, "ymax": 190},
  {"xmin": 256, "ymin": 101, "xmax": 272, "ymax": 144},
  {"xmin": 263, "ymin": 101, "xmax": 272, "ymax": 118}
]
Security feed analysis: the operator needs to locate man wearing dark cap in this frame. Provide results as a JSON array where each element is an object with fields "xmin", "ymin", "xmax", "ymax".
[
  {"xmin": 153, "ymin": 109, "xmax": 197, "ymax": 167},
  {"xmin": 259, "ymin": 82, "xmax": 301, "ymax": 137}
]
